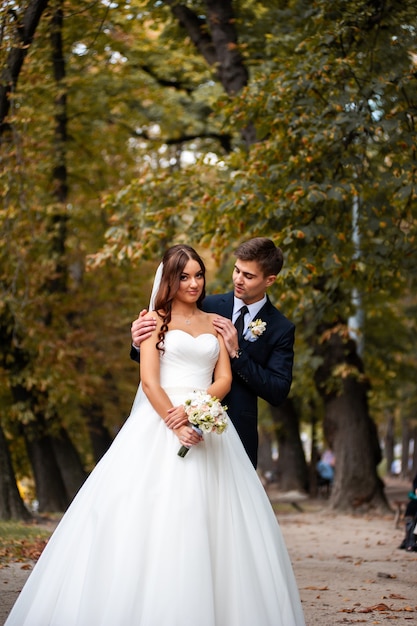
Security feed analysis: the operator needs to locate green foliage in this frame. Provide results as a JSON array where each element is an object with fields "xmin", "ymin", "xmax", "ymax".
[{"xmin": 98, "ymin": 0, "xmax": 417, "ymax": 425}]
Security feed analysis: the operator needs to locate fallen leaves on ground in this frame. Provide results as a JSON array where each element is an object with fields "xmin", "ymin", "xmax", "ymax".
[
  {"xmin": 0, "ymin": 538, "xmax": 48, "ymax": 566},
  {"xmin": 340, "ymin": 602, "xmax": 416, "ymax": 615}
]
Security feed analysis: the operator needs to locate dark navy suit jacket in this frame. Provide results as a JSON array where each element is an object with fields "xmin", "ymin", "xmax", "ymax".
[
  {"xmin": 130, "ymin": 292, "xmax": 295, "ymax": 468},
  {"xmin": 203, "ymin": 292, "xmax": 295, "ymax": 467}
]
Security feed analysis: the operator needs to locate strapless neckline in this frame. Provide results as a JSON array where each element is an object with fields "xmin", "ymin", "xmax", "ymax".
[{"xmin": 166, "ymin": 329, "xmax": 217, "ymax": 341}]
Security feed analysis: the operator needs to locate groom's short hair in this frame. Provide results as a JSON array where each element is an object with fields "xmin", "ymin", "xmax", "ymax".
[{"xmin": 235, "ymin": 237, "xmax": 283, "ymax": 277}]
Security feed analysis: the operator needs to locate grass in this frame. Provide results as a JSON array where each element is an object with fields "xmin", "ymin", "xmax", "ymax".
[{"xmin": 0, "ymin": 519, "xmax": 55, "ymax": 566}]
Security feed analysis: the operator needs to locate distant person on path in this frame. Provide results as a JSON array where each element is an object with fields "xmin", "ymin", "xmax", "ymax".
[
  {"xmin": 5, "ymin": 244, "xmax": 305, "ymax": 626},
  {"xmin": 399, "ymin": 472, "xmax": 417, "ymax": 552},
  {"xmin": 317, "ymin": 448, "xmax": 336, "ymax": 484},
  {"xmin": 131, "ymin": 237, "xmax": 295, "ymax": 468}
]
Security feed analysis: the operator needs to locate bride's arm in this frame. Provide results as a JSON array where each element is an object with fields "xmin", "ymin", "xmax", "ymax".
[
  {"xmin": 140, "ymin": 326, "xmax": 202, "ymax": 448},
  {"xmin": 140, "ymin": 325, "xmax": 174, "ymax": 420},
  {"xmin": 206, "ymin": 334, "xmax": 232, "ymax": 401}
]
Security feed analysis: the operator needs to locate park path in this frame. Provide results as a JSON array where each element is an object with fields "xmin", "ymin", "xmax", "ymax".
[
  {"xmin": 1, "ymin": 477, "xmax": 415, "ymax": 625},
  {"xmin": 275, "ymin": 477, "xmax": 416, "ymax": 625}
]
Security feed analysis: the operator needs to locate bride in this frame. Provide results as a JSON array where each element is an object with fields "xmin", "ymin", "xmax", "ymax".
[{"xmin": 5, "ymin": 244, "xmax": 305, "ymax": 626}]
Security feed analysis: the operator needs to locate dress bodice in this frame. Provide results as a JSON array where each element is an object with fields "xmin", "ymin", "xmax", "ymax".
[{"xmin": 159, "ymin": 330, "xmax": 219, "ymax": 395}]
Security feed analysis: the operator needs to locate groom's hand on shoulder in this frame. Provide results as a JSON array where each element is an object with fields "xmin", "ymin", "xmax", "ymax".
[
  {"xmin": 131, "ymin": 309, "xmax": 157, "ymax": 348},
  {"xmin": 212, "ymin": 316, "xmax": 239, "ymax": 358}
]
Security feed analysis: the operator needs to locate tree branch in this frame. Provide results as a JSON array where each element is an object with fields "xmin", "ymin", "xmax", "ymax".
[
  {"xmin": 165, "ymin": 0, "xmax": 217, "ymax": 67},
  {"xmin": 132, "ymin": 63, "xmax": 195, "ymax": 94},
  {"xmin": 164, "ymin": 0, "xmax": 255, "ymax": 146},
  {"xmin": 0, "ymin": 0, "xmax": 50, "ymax": 136},
  {"xmin": 116, "ymin": 119, "xmax": 232, "ymax": 153}
]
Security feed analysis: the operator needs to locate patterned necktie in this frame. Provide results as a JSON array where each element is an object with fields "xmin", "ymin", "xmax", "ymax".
[{"xmin": 234, "ymin": 305, "xmax": 248, "ymax": 339}]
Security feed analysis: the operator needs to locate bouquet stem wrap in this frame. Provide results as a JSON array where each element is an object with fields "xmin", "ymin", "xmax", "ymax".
[{"xmin": 178, "ymin": 426, "xmax": 203, "ymax": 458}]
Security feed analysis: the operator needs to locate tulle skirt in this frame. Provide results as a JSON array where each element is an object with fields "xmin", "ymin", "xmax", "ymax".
[{"xmin": 5, "ymin": 386, "xmax": 305, "ymax": 625}]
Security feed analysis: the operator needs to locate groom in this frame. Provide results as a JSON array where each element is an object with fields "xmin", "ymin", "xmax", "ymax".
[{"xmin": 130, "ymin": 237, "xmax": 295, "ymax": 468}]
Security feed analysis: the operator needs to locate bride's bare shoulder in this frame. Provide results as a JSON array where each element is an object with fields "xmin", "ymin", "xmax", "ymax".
[
  {"xmin": 196, "ymin": 311, "xmax": 221, "ymax": 337},
  {"xmin": 204, "ymin": 312, "xmax": 219, "ymax": 321},
  {"xmin": 198, "ymin": 311, "xmax": 218, "ymax": 325}
]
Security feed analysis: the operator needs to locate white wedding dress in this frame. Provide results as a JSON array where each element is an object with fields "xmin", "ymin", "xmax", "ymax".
[{"xmin": 6, "ymin": 330, "xmax": 305, "ymax": 626}]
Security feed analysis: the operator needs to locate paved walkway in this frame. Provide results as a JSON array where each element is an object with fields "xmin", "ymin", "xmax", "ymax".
[{"xmin": 1, "ymin": 477, "xmax": 415, "ymax": 625}]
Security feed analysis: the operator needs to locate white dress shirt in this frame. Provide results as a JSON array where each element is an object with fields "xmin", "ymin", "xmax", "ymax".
[{"xmin": 232, "ymin": 295, "xmax": 267, "ymax": 340}]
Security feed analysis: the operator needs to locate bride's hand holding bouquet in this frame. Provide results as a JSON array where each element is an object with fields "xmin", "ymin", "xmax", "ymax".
[{"xmin": 177, "ymin": 390, "xmax": 228, "ymax": 458}]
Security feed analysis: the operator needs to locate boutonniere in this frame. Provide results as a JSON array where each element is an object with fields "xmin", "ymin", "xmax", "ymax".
[{"xmin": 247, "ymin": 319, "xmax": 267, "ymax": 342}]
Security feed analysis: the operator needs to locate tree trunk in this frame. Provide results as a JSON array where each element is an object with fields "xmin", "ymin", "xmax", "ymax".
[
  {"xmin": 400, "ymin": 415, "xmax": 410, "ymax": 479},
  {"xmin": 20, "ymin": 2, "xmax": 81, "ymax": 514},
  {"xmin": 51, "ymin": 428, "xmax": 88, "ymax": 501},
  {"xmin": 411, "ymin": 425, "xmax": 417, "ymax": 476},
  {"xmin": 23, "ymin": 425, "xmax": 70, "ymax": 512},
  {"xmin": 384, "ymin": 411, "xmax": 395, "ymax": 475},
  {"xmin": 0, "ymin": 0, "xmax": 50, "ymax": 135},
  {"xmin": 84, "ymin": 402, "xmax": 113, "ymax": 463},
  {"xmin": 257, "ymin": 428, "xmax": 277, "ymax": 480},
  {"xmin": 0, "ymin": 425, "xmax": 32, "ymax": 521},
  {"xmin": 167, "ymin": 0, "xmax": 256, "ymax": 146},
  {"xmin": 315, "ymin": 324, "xmax": 390, "ymax": 513},
  {"xmin": 0, "ymin": 311, "xmax": 68, "ymax": 512},
  {"xmin": 308, "ymin": 413, "xmax": 320, "ymax": 498},
  {"xmin": 324, "ymin": 378, "xmax": 388, "ymax": 511},
  {"xmin": 270, "ymin": 399, "xmax": 309, "ymax": 492}
]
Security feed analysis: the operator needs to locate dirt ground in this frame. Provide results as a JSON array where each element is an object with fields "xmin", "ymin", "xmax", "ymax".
[{"xmin": 1, "ymin": 476, "xmax": 415, "ymax": 625}]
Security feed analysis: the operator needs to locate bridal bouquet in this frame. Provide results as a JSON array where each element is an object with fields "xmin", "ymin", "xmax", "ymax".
[{"xmin": 177, "ymin": 391, "xmax": 228, "ymax": 458}]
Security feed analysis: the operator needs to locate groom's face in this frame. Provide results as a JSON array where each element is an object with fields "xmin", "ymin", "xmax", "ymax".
[{"xmin": 233, "ymin": 260, "xmax": 276, "ymax": 305}]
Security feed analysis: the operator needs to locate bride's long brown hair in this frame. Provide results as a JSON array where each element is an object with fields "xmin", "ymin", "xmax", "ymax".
[{"xmin": 153, "ymin": 245, "xmax": 206, "ymax": 352}]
